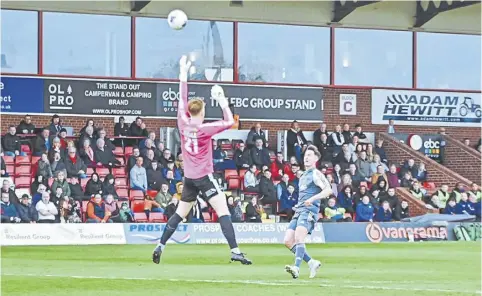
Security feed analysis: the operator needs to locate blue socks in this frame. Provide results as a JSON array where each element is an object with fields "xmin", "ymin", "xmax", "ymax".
[
  {"xmin": 290, "ymin": 245, "xmax": 312, "ymax": 263},
  {"xmin": 294, "ymin": 243, "xmax": 306, "ymax": 268}
]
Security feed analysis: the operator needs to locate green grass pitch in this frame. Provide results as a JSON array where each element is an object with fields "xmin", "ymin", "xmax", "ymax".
[{"xmin": 1, "ymin": 243, "xmax": 480, "ymax": 296}]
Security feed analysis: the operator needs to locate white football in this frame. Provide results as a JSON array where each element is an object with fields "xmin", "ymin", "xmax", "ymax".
[{"xmin": 167, "ymin": 9, "xmax": 188, "ymax": 30}]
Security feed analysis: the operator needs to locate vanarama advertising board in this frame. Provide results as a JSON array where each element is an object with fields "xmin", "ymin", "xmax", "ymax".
[{"xmin": 372, "ymin": 89, "xmax": 481, "ymax": 127}]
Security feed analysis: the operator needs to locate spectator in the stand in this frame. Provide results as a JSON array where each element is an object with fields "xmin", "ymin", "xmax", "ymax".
[
  {"xmin": 94, "ymin": 138, "xmax": 119, "ymax": 169},
  {"xmin": 259, "ymin": 169, "xmax": 277, "ymax": 207},
  {"xmin": 373, "ymin": 178, "xmax": 389, "ymax": 194},
  {"xmin": 277, "ymin": 174, "xmax": 290, "ymax": 199},
  {"xmin": 65, "ymin": 147, "xmax": 88, "ymax": 179},
  {"xmin": 325, "ymin": 197, "xmax": 351, "ymax": 222},
  {"xmin": 213, "ymin": 140, "xmax": 227, "ymax": 165},
  {"xmin": 426, "ymin": 194, "xmax": 442, "ymax": 211},
  {"xmin": 341, "ymin": 123, "xmax": 352, "ymax": 145},
  {"xmin": 114, "ymin": 116, "xmax": 129, "ymax": 136},
  {"xmin": 129, "ymin": 117, "xmax": 145, "ymax": 137},
  {"xmin": 17, "ymin": 194, "xmax": 38, "ymax": 223},
  {"xmin": 353, "ymin": 124, "xmax": 367, "ymax": 142},
  {"xmin": 37, "ymin": 153, "xmax": 53, "ymax": 179},
  {"xmin": 443, "ymin": 197, "xmax": 457, "ymax": 215},
  {"xmin": 227, "ymin": 196, "xmax": 243, "ymax": 223},
  {"xmin": 79, "ymin": 139, "xmax": 95, "ymax": 167},
  {"xmin": 36, "ymin": 192, "xmax": 58, "ymax": 223},
  {"xmin": 337, "ymin": 185, "xmax": 355, "ymax": 214},
  {"xmin": 1, "ymin": 179, "xmax": 18, "ymax": 205},
  {"xmin": 347, "ymin": 164, "xmax": 363, "ymax": 188},
  {"xmin": 166, "ymin": 172, "xmax": 179, "ymax": 195},
  {"xmin": 246, "ymin": 123, "xmax": 267, "ymax": 149},
  {"xmin": 104, "ymin": 194, "xmax": 121, "ymax": 222},
  {"xmin": 370, "ymin": 189, "xmax": 381, "ymax": 210},
  {"xmin": 316, "ymin": 133, "xmax": 333, "ymax": 165},
  {"xmin": 375, "ymin": 201, "xmax": 393, "ymax": 222},
  {"xmin": 154, "ymin": 142, "xmax": 165, "ymax": 162},
  {"xmin": 127, "ymin": 147, "xmax": 141, "ymax": 172},
  {"xmin": 387, "ymin": 164, "xmax": 401, "ymax": 188},
  {"xmin": 172, "ymin": 182, "xmax": 183, "ymax": 200},
  {"xmin": 1, "ymin": 192, "xmax": 20, "ymax": 223},
  {"xmin": 387, "ymin": 119, "xmax": 396, "ymax": 134},
  {"xmin": 400, "ymin": 171, "xmax": 415, "ymax": 188},
  {"xmin": 130, "ymin": 157, "xmax": 148, "ymax": 193},
  {"xmin": 286, "ymin": 120, "xmax": 308, "ymax": 161},
  {"xmin": 102, "ymin": 174, "xmax": 119, "ymax": 199},
  {"xmin": 159, "ymin": 149, "xmax": 175, "ymax": 168},
  {"xmin": 86, "ymin": 194, "xmax": 112, "ymax": 223},
  {"xmin": 370, "ymin": 156, "xmax": 388, "ymax": 180},
  {"xmin": 414, "ymin": 163, "xmax": 428, "ymax": 183},
  {"xmin": 69, "ymin": 178, "xmax": 84, "ymax": 201},
  {"xmin": 51, "ymin": 152, "xmax": 67, "ymax": 178},
  {"xmin": 250, "ymin": 138, "xmax": 271, "ymax": 170},
  {"xmin": 333, "ymin": 143, "xmax": 357, "ymax": 172},
  {"xmin": 147, "ymin": 162, "xmax": 164, "ymax": 191},
  {"xmin": 79, "ymin": 126, "xmax": 96, "ymax": 150},
  {"xmin": 2, "ymin": 125, "xmax": 25, "ymax": 157},
  {"xmin": 332, "ymin": 163, "xmax": 342, "ymax": 185},
  {"xmin": 51, "ymin": 171, "xmax": 71, "ymax": 199},
  {"xmin": 48, "ymin": 137, "xmax": 66, "ymax": 161},
  {"xmin": 97, "ymin": 128, "xmax": 115, "ymax": 151},
  {"xmin": 32, "ymin": 184, "xmax": 47, "ymax": 206},
  {"xmin": 245, "ymin": 196, "xmax": 263, "ymax": 223},
  {"xmin": 331, "ymin": 125, "xmax": 345, "ymax": 153},
  {"xmin": 355, "ymin": 195, "xmax": 374, "ymax": 222},
  {"xmin": 477, "ymin": 139, "xmax": 482, "ymax": 153},
  {"xmin": 154, "ymin": 183, "xmax": 172, "ymax": 211},
  {"xmin": 244, "ymin": 164, "xmax": 259, "ymax": 192},
  {"xmin": 233, "ymin": 141, "xmax": 252, "ymax": 170},
  {"xmin": 313, "ymin": 123, "xmax": 329, "ymax": 146},
  {"xmin": 455, "ymin": 192, "xmax": 471, "ymax": 214},
  {"xmin": 355, "ymin": 151, "xmax": 371, "ymax": 181},
  {"xmin": 85, "ymin": 173, "xmax": 103, "ymax": 197},
  {"xmin": 374, "ymin": 140, "xmax": 388, "ymax": 164},
  {"xmin": 0, "ymin": 156, "xmax": 7, "ymax": 177},
  {"xmin": 355, "ymin": 185, "xmax": 372, "ymax": 206},
  {"xmin": 186, "ymin": 197, "xmax": 207, "ymax": 223},
  {"xmin": 435, "ymin": 184, "xmax": 450, "ymax": 206},
  {"xmin": 450, "ymin": 182, "xmax": 465, "ymax": 202},
  {"xmin": 17, "ymin": 115, "xmax": 36, "ymax": 135},
  {"xmin": 326, "ymin": 174, "xmax": 338, "ymax": 197},
  {"xmin": 286, "ymin": 159, "xmax": 299, "ymax": 181},
  {"xmin": 463, "ymin": 138, "xmax": 471, "ymax": 147},
  {"xmin": 409, "ymin": 181, "xmax": 425, "ymax": 201},
  {"xmin": 400, "ymin": 200, "xmax": 409, "ymax": 219},
  {"xmin": 380, "ymin": 187, "xmax": 401, "ymax": 221},
  {"xmin": 348, "ymin": 136, "xmax": 359, "ymax": 155},
  {"xmin": 79, "ymin": 119, "xmax": 96, "ymax": 136},
  {"xmin": 58, "ymin": 129, "xmax": 68, "ymax": 149},
  {"xmin": 141, "ymin": 139, "xmax": 156, "ymax": 159},
  {"xmin": 365, "ymin": 143, "xmax": 375, "ymax": 162},
  {"xmin": 48, "ymin": 114, "xmax": 62, "ymax": 136},
  {"xmin": 162, "ymin": 161, "xmax": 182, "ymax": 184},
  {"xmin": 140, "ymin": 123, "xmax": 149, "ymax": 137},
  {"xmin": 279, "ymin": 183, "xmax": 297, "ymax": 220},
  {"xmin": 146, "ymin": 131, "xmax": 160, "ymax": 153},
  {"xmin": 270, "ymin": 152, "xmax": 290, "ymax": 181},
  {"xmin": 467, "ymin": 194, "xmax": 478, "ymax": 215},
  {"xmin": 31, "ymin": 175, "xmax": 49, "ymax": 196},
  {"xmin": 401, "ymin": 159, "xmax": 418, "ymax": 178},
  {"xmin": 468, "ymin": 183, "xmax": 481, "ymax": 201},
  {"xmin": 175, "ymin": 153, "xmax": 184, "ymax": 176}
]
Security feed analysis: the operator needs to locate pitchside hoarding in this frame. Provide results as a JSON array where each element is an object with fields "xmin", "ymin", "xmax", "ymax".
[
  {"xmin": 2, "ymin": 76, "xmax": 324, "ymax": 122},
  {"xmin": 372, "ymin": 89, "xmax": 482, "ymax": 127}
]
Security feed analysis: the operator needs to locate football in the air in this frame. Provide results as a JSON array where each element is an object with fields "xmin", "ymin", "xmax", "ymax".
[{"xmin": 167, "ymin": 9, "xmax": 188, "ymax": 30}]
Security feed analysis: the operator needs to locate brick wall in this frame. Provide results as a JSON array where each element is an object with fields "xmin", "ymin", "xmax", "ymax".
[
  {"xmin": 379, "ymin": 132, "xmax": 475, "ymax": 187},
  {"xmin": 1, "ymin": 87, "xmax": 480, "ymax": 148},
  {"xmin": 442, "ymin": 134, "xmax": 481, "ymax": 184}
]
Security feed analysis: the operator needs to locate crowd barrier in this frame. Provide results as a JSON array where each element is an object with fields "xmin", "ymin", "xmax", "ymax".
[{"xmin": 0, "ymin": 222, "xmax": 468, "ymax": 246}]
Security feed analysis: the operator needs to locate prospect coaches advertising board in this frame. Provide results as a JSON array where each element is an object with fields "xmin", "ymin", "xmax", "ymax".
[
  {"xmin": 3, "ymin": 76, "xmax": 323, "ymax": 122},
  {"xmin": 372, "ymin": 89, "xmax": 482, "ymax": 127}
]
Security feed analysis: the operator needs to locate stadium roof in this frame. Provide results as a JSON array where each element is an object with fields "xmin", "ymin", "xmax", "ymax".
[{"xmin": 3, "ymin": 0, "xmax": 481, "ymax": 34}]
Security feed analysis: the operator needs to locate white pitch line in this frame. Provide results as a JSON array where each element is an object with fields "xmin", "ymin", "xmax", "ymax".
[{"xmin": 2, "ymin": 273, "xmax": 480, "ymax": 295}]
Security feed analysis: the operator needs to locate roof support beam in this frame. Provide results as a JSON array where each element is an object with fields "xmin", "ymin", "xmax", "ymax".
[
  {"xmin": 332, "ymin": 0, "xmax": 379, "ymax": 23},
  {"xmin": 415, "ymin": 0, "xmax": 479, "ymax": 28},
  {"xmin": 130, "ymin": 1, "xmax": 151, "ymax": 12}
]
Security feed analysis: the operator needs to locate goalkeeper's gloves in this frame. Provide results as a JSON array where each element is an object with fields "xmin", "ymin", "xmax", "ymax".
[
  {"xmin": 179, "ymin": 55, "xmax": 192, "ymax": 82},
  {"xmin": 211, "ymin": 85, "xmax": 229, "ymax": 109}
]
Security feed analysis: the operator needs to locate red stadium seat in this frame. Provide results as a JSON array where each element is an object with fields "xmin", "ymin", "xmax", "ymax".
[
  {"xmin": 225, "ymin": 169, "xmax": 240, "ymax": 190},
  {"xmin": 124, "ymin": 147, "xmax": 133, "ymax": 156},
  {"xmin": 15, "ymin": 165, "xmax": 31, "ymax": 177},
  {"xmin": 31, "ymin": 156, "xmax": 41, "ymax": 164},
  {"xmin": 80, "ymin": 178, "xmax": 90, "ymax": 190},
  {"xmin": 149, "ymin": 212, "xmax": 167, "ymax": 222},
  {"xmin": 117, "ymin": 188, "xmax": 129, "ymax": 200},
  {"xmin": 114, "ymin": 147, "xmax": 124, "ymax": 156},
  {"xmin": 86, "ymin": 168, "xmax": 95, "ymax": 176},
  {"xmin": 96, "ymin": 167, "xmax": 110, "ymax": 178},
  {"xmin": 134, "ymin": 212, "xmax": 148, "ymax": 222},
  {"xmin": 15, "ymin": 156, "xmax": 30, "ymax": 166},
  {"xmin": 129, "ymin": 190, "xmax": 144, "ymax": 200},
  {"xmin": 115, "ymin": 157, "xmax": 125, "ymax": 167},
  {"xmin": 113, "ymin": 167, "xmax": 126, "ymax": 178},
  {"xmin": 114, "ymin": 178, "xmax": 128, "ymax": 189},
  {"xmin": 147, "ymin": 190, "xmax": 158, "ymax": 198},
  {"xmin": 6, "ymin": 165, "xmax": 14, "ymax": 175},
  {"xmin": 202, "ymin": 212, "xmax": 212, "ymax": 222},
  {"xmin": 221, "ymin": 143, "xmax": 232, "ymax": 150},
  {"xmin": 131, "ymin": 200, "xmax": 145, "ymax": 213},
  {"xmin": 239, "ymin": 169, "xmax": 248, "ymax": 179},
  {"xmin": 21, "ymin": 145, "xmax": 31, "ymax": 154},
  {"xmin": 48, "ymin": 178, "xmax": 55, "ymax": 187},
  {"xmin": 82, "ymin": 201, "xmax": 89, "ymax": 212},
  {"xmin": 14, "ymin": 177, "xmax": 31, "ymax": 188},
  {"xmin": 3, "ymin": 156, "xmax": 14, "ymax": 165}
]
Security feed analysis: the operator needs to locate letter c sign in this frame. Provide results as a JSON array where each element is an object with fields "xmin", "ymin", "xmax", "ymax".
[{"xmin": 339, "ymin": 94, "xmax": 357, "ymax": 115}]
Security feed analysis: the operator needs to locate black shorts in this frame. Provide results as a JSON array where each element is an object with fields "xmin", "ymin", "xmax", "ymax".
[{"xmin": 181, "ymin": 174, "xmax": 222, "ymax": 203}]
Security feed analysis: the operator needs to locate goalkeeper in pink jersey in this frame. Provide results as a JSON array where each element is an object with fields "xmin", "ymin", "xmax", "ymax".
[{"xmin": 152, "ymin": 56, "xmax": 252, "ymax": 265}]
